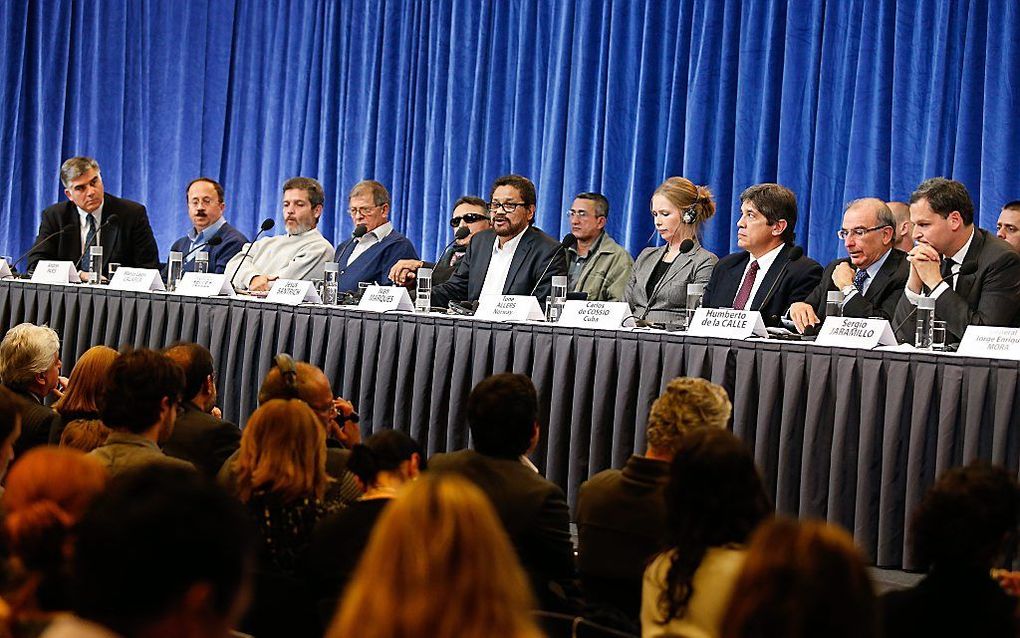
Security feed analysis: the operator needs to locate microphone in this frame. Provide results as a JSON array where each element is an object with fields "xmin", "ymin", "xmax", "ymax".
[
  {"xmin": 353, "ymin": 223, "xmax": 368, "ymax": 239},
  {"xmin": 11, "ymin": 224, "xmax": 76, "ymax": 274},
  {"xmin": 183, "ymin": 234, "xmax": 223, "ymax": 260},
  {"xmin": 229, "ymin": 218, "xmax": 275, "ymax": 288},
  {"xmin": 752, "ymin": 245, "xmax": 804, "ymax": 321},
  {"xmin": 638, "ymin": 238, "xmax": 696, "ymax": 323},
  {"xmin": 529, "ymin": 233, "xmax": 577, "ymax": 297},
  {"xmin": 436, "ymin": 226, "xmax": 470, "ymax": 268},
  {"xmin": 890, "ymin": 261, "xmax": 977, "ymax": 338}
]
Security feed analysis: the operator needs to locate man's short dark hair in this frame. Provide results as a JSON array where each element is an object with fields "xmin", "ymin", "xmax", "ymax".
[
  {"xmin": 466, "ymin": 373, "xmax": 538, "ymax": 458},
  {"xmin": 185, "ymin": 177, "xmax": 224, "ymax": 202},
  {"xmin": 453, "ymin": 195, "xmax": 488, "ymax": 211},
  {"xmin": 909, "ymin": 177, "xmax": 975, "ymax": 225},
  {"xmin": 100, "ymin": 349, "xmax": 184, "ymax": 434},
  {"xmin": 72, "ymin": 465, "xmax": 255, "ymax": 636},
  {"xmin": 1002, "ymin": 200, "xmax": 1020, "ymax": 213},
  {"xmin": 740, "ymin": 183, "xmax": 798, "ymax": 244},
  {"xmin": 283, "ymin": 176, "xmax": 325, "ymax": 209},
  {"xmin": 490, "ymin": 175, "xmax": 537, "ymax": 207},
  {"xmin": 162, "ymin": 342, "xmax": 214, "ymax": 402},
  {"xmin": 575, "ymin": 192, "xmax": 610, "ymax": 218}
]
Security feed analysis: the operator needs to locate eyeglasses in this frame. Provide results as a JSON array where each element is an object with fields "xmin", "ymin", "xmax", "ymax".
[
  {"xmin": 487, "ymin": 201, "xmax": 526, "ymax": 214},
  {"xmin": 566, "ymin": 210, "xmax": 604, "ymax": 219},
  {"xmin": 449, "ymin": 213, "xmax": 489, "ymax": 227},
  {"xmin": 349, "ymin": 204, "xmax": 382, "ymax": 216},
  {"xmin": 309, "ymin": 400, "xmax": 338, "ymax": 418},
  {"xmin": 837, "ymin": 225, "xmax": 891, "ymax": 239}
]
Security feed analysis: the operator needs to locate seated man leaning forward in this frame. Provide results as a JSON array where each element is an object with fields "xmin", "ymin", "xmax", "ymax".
[
  {"xmin": 388, "ymin": 195, "xmax": 492, "ymax": 287},
  {"xmin": 225, "ymin": 177, "xmax": 335, "ymax": 291},
  {"xmin": 788, "ymin": 198, "xmax": 909, "ymax": 333}
]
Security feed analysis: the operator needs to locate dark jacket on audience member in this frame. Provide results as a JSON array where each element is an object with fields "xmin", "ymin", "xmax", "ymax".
[
  {"xmin": 7, "ymin": 386, "xmax": 58, "ymax": 457},
  {"xmin": 575, "ymin": 455, "xmax": 670, "ymax": 620},
  {"xmin": 162, "ymin": 401, "xmax": 241, "ymax": 479},
  {"xmin": 428, "ymin": 449, "xmax": 573, "ymax": 609},
  {"xmin": 802, "ymin": 248, "xmax": 909, "ymax": 322},
  {"xmin": 168, "ymin": 221, "xmax": 249, "ymax": 275},
  {"xmin": 702, "ymin": 244, "xmax": 823, "ymax": 326},
  {"xmin": 88, "ymin": 432, "xmax": 195, "ymax": 478}
]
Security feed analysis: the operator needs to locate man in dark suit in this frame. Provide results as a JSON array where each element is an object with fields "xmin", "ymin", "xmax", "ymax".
[
  {"xmin": 161, "ymin": 342, "xmax": 240, "ymax": 479},
  {"xmin": 893, "ymin": 177, "xmax": 1020, "ymax": 344},
  {"xmin": 789, "ymin": 198, "xmax": 909, "ymax": 333},
  {"xmin": 702, "ymin": 183, "xmax": 822, "ymax": 326},
  {"xmin": 429, "ymin": 373, "xmax": 573, "ymax": 610},
  {"xmin": 167, "ymin": 178, "xmax": 248, "ymax": 274},
  {"xmin": 26, "ymin": 156, "xmax": 159, "ymax": 276},
  {"xmin": 0, "ymin": 323, "xmax": 62, "ymax": 457},
  {"xmin": 430, "ymin": 174, "xmax": 567, "ymax": 307},
  {"xmin": 388, "ymin": 195, "xmax": 492, "ymax": 287}
]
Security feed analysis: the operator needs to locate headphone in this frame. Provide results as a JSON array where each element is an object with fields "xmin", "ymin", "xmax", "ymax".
[
  {"xmin": 682, "ymin": 205, "xmax": 698, "ymax": 225},
  {"xmin": 273, "ymin": 353, "xmax": 300, "ymax": 399}
]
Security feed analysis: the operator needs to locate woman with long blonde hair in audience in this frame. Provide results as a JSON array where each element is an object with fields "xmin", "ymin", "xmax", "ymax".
[
  {"xmin": 327, "ymin": 473, "xmax": 543, "ymax": 638},
  {"xmin": 49, "ymin": 345, "xmax": 117, "ymax": 444}
]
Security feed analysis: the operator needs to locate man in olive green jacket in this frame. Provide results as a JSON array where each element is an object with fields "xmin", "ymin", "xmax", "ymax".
[{"xmin": 566, "ymin": 192, "xmax": 634, "ymax": 301}]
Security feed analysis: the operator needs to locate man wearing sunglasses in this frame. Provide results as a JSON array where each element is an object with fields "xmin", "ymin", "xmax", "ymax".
[
  {"xmin": 789, "ymin": 198, "xmax": 909, "ymax": 334},
  {"xmin": 388, "ymin": 195, "xmax": 491, "ymax": 286}
]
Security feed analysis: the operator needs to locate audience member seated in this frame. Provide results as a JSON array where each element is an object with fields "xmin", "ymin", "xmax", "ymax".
[
  {"xmin": 720, "ymin": 518, "xmax": 878, "ymax": 638},
  {"xmin": 0, "ymin": 448, "xmax": 107, "ymax": 637},
  {"xmin": 161, "ymin": 342, "xmax": 240, "ymax": 478},
  {"xmin": 624, "ymin": 177, "xmax": 718, "ymax": 324},
  {"xmin": 389, "ymin": 195, "xmax": 492, "ymax": 288},
  {"xmin": 88, "ymin": 349, "xmax": 194, "ymax": 476},
  {"xmin": 702, "ymin": 183, "xmax": 822, "ymax": 326},
  {"xmin": 880, "ymin": 462, "xmax": 1020, "ymax": 638},
  {"xmin": 429, "ymin": 373, "xmax": 573, "ymax": 610},
  {"xmin": 576, "ymin": 377, "xmax": 731, "ymax": 623},
  {"xmin": 0, "ymin": 386, "xmax": 24, "ymax": 493},
  {"xmin": 58, "ymin": 419, "xmax": 111, "ymax": 453},
  {"xmin": 305, "ymin": 429, "xmax": 424, "ymax": 626},
  {"xmin": 640, "ymin": 428, "xmax": 770, "ymax": 638},
  {"xmin": 0, "ymin": 323, "xmax": 63, "ymax": 457},
  {"xmin": 326, "ymin": 473, "xmax": 543, "ymax": 638},
  {"xmin": 39, "ymin": 465, "xmax": 255, "ymax": 638},
  {"xmin": 48, "ymin": 345, "xmax": 118, "ymax": 444}
]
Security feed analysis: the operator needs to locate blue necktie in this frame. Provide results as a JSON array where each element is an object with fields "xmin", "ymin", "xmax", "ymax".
[
  {"xmin": 853, "ymin": 268, "xmax": 869, "ymax": 293},
  {"xmin": 78, "ymin": 214, "xmax": 97, "ymax": 270}
]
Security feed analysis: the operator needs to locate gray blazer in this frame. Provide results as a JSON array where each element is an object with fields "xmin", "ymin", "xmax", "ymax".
[{"xmin": 623, "ymin": 244, "xmax": 718, "ymax": 323}]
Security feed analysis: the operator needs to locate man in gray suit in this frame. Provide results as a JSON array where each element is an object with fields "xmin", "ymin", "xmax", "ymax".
[{"xmin": 893, "ymin": 177, "xmax": 1020, "ymax": 343}]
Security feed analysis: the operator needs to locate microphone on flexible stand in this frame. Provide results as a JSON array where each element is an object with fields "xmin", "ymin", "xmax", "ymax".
[
  {"xmin": 752, "ymin": 245, "xmax": 804, "ymax": 324},
  {"xmin": 11, "ymin": 224, "xmax": 76, "ymax": 275},
  {"xmin": 183, "ymin": 234, "xmax": 223, "ymax": 261},
  {"xmin": 889, "ymin": 261, "xmax": 977, "ymax": 339},
  {"xmin": 636, "ymin": 238, "xmax": 696, "ymax": 327},
  {"xmin": 229, "ymin": 218, "xmax": 275, "ymax": 288},
  {"xmin": 528, "ymin": 233, "xmax": 577, "ymax": 297}
]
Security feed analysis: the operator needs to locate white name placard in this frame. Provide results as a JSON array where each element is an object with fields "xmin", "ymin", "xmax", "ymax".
[
  {"xmin": 175, "ymin": 272, "xmax": 235, "ymax": 298},
  {"xmin": 814, "ymin": 317, "xmax": 898, "ymax": 349},
  {"xmin": 957, "ymin": 326, "xmax": 1020, "ymax": 360},
  {"xmin": 108, "ymin": 267, "xmax": 166, "ymax": 292},
  {"xmin": 30, "ymin": 260, "xmax": 78, "ymax": 284},
  {"xmin": 686, "ymin": 308, "xmax": 768, "ymax": 339},
  {"xmin": 357, "ymin": 285, "xmax": 415, "ymax": 313},
  {"xmin": 475, "ymin": 295, "xmax": 546, "ymax": 322},
  {"xmin": 266, "ymin": 279, "xmax": 321, "ymax": 305},
  {"xmin": 0, "ymin": 259, "xmax": 13, "ymax": 279},
  {"xmin": 557, "ymin": 301, "xmax": 635, "ymax": 329}
]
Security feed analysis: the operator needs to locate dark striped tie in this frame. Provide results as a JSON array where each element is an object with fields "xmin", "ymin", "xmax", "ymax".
[{"xmin": 78, "ymin": 214, "xmax": 97, "ymax": 270}]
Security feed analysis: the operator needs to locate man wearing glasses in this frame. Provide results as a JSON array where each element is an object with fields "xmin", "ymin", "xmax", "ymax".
[
  {"xmin": 430, "ymin": 174, "xmax": 567, "ymax": 307},
  {"xmin": 789, "ymin": 198, "xmax": 909, "ymax": 333},
  {"xmin": 334, "ymin": 179, "xmax": 418, "ymax": 293},
  {"xmin": 388, "ymin": 195, "xmax": 491, "ymax": 286},
  {"xmin": 565, "ymin": 192, "xmax": 633, "ymax": 301}
]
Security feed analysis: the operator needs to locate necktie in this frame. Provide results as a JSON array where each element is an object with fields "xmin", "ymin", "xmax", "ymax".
[
  {"xmin": 78, "ymin": 214, "xmax": 97, "ymax": 270},
  {"xmin": 732, "ymin": 260, "xmax": 760, "ymax": 310},
  {"xmin": 940, "ymin": 258, "xmax": 956, "ymax": 289},
  {"xmin": 853, "ymin": 268, "xmax": 869, "ymax": 293}
]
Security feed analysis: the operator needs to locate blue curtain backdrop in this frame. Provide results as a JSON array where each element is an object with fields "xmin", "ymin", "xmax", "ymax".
[{"xmin": 1, "ymin": 0, "xmax": 1018, "ymax": 268}]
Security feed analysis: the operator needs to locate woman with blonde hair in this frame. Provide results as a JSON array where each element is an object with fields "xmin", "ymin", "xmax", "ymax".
[
  {"xmin": 327, "ymin": 473, "xmax": 543, "ymax": 638},
  {"xmin": 49, "ymin": 345, "xmax": 118, "ymax": 444},
  {"xmin": 624, "ymin": 177, "xmax": 718, "ymax": 325}
]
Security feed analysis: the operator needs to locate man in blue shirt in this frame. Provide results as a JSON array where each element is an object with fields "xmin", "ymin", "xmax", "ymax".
[{"xmin": 168, "ymin": 178, "xmax": 248, "ymax": 274}]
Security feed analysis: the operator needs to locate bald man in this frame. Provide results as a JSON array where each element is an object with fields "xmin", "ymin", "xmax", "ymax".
[{"xmin": 887, "ymin": 201, "xmax": 914, "ymax": 253}]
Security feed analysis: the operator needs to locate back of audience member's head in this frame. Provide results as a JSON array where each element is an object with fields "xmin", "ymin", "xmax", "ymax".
[
  {"xmin": 646, "ymin": 377, "xmax": 731, "ymax": 458},
  {"xmin": 0, "ymin": 386, "xmax": 22, "ymax": 481},
  {"xmin": 99, "ymin": 348, "xmax": 184, "ymax": 434},
  {"xmin": 59, "ymin": 419, "xmax": 112, "ymax": 453},
  {"xmin": 2, "ymin": 447, "xmax": 107, "ymax": 610},
  {"xmin": 466, "ymin": 373, "xmax": 538, "ymax": 458},
  {"xmin": 328, "ymin": 473, "xmax": 541, "ymax": 638},
  {"xmin": 51, "ymin": 345, "xmax": 118, "ymax": 416},
  {"xmin": 72, "ymin": 465, "xmax": 256, "ymax": 638},
  {"xmin": 234, "ymin": 398, "xmax": 326, "ymax": 503},
  {"xmin": 0, "ymin": 323, "xmax": 60, "ymax": 392},
  {"xmin": 258, "ymin": 360, "xmax": 325, "ymax": 406},
  {"xmin": 912, "ymin": 462, "xmax": 1019, "ymax": 569},
  {"xmin": 163, "ymin": 342, "xmax": 215, "ymax": 403},
  {"xmin": 720, "ymin": 518, "xmax": 878, "ymax": 638},
  {"xmin": 347, "ymin": 429, "xmax": 424, "ymax": 489},
  {"xmin": 658, "ymin": 428, "xmax": 771, "ymax": 623}
]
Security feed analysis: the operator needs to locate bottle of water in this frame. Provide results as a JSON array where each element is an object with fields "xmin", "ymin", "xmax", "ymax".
[
  {"xmin": 194, "ymin": 251, "xmax": 210, "ymax": 274},
  {"xmin": 416, "ymin": 267, "xmax": 433, "ymax": 313},
  {"xmin": 323, "ymin": 262, "xmax": 339, "ymax": 305},
  {"xmin": 915, "ymin": 296, "xmax": 935, "ymax": 349},
  {"xmin": 166, "ymin": 251, "xmax": 184, "ymax": 291},
  {"xmin": 685, "ymin": 283, "xmax": 705, "ymax": 328},
  {"xmin": 88, "ymin": 246, "xmax": 104, "ymax": 285},
  {"xmin": 546, "ymin": 275, "xmax": 568, "ymax": 322},
  {"xmin": 826, "ymin": 290, "xmax": 843, "ymax": 319}
]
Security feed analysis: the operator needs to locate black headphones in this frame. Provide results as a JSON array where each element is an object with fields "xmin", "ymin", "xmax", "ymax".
[
  {"xmin": 273, "ymin": 353, "xmax": 300, "ymax": 399},
  {"xmin": 682, "ymin": 205, "xmax": 698, "ymax": 225}
]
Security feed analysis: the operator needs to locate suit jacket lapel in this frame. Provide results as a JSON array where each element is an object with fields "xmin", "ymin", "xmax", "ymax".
[
  {"xmin": 719, "ymin": 252, "xmax": 749, "ymax": 307},
  {"xmin": 750, "ymin": 248, "xmax": 789, "ymax": 310},
  {"xmin": 503, "ymin": 228, "xmax": 536, "ymax": 294},
  {"xmin": 955, "ymin": 229, "xmax": 984, "ymax": 302},
  {"xmin": 468, "ymin": 232, "xmax": 497, "ymax": 298},
  {"xmin": 863, "ymin": 250, "xmax": 900, "ymax": 301}
]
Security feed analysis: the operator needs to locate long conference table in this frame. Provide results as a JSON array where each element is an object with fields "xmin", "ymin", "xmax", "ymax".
[{"xmin": 1, "ymin": 279, "xmax": 1017, "ymax": 570}]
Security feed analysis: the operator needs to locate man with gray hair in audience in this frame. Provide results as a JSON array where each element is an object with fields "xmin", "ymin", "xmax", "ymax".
[{"xmin": 0, "ymin": 323, "xmax": 65, "ymax": 456}]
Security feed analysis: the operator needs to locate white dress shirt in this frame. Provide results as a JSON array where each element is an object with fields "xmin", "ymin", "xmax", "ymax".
[
  {"xmin": 737, "ymin": 243, "xmax": 785, "ymax": 307},
  {"xmin": 78, "ymin": 201, "xmax": 105, "ymax": 253},
  {"xmin": 479, "ymin": 228, "xmax": 527, "ymax": 299},
  {"xmin": 904, "ymin": 228, "xmax": 975, "ymax": 305},
  {"xmin": 346, "ymin": 221, "xmax": 393, "ymax": 266}
]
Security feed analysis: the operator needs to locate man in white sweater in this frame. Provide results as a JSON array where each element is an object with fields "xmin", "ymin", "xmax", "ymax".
[{"xmin": 226, "ymin": 177, "xmax": 335, "ymax": 290}]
